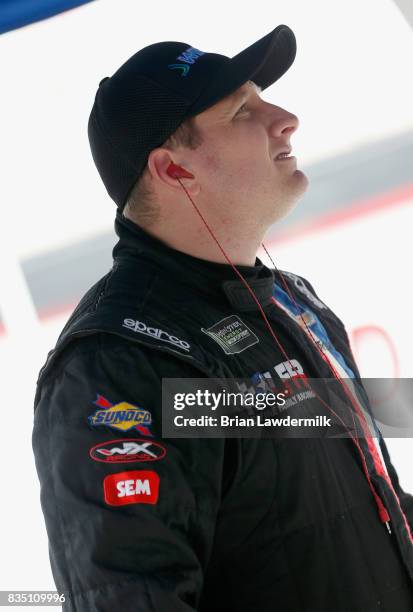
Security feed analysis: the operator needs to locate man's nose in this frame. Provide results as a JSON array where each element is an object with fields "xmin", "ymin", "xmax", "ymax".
[{"xmin": 268, "ymin": 107, "xmax": 299, "ymax": 139}]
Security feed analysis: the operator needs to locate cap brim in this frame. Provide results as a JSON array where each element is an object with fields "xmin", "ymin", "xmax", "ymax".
[{"xmin": 187, "ymin": 25, "xmax": 296, "ymax": 117}]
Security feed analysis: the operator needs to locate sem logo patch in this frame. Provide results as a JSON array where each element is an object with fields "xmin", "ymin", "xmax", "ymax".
[
  {"xmin": 122, "ymin": 318, "xmax": 190, "ymax": 352},
  {"xmin": 89, "ymin": 439, "xmax": 166, "ymax": 464},
  {"xmin": 88, "ymin": 394, "xmax": 152, "ymax": 436},
  {"xmin": 201, "ymin": 315, "xmax": 259, "ymax": 355},
  {"xmin": 104, "ymin": 470, "xmax": 160, "ymax": 506}
]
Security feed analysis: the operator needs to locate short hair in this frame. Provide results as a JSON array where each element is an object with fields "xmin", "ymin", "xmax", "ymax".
[{"xmin": 123, "ymin": 116, "xmax": 203, "ymax": 226}]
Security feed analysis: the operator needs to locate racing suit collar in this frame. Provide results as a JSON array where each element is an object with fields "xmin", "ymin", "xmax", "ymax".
[{"xmin": 113, "ymin": 211, "xmax": 275, "ymax": 311}]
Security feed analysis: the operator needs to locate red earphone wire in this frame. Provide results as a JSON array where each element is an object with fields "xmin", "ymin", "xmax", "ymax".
[{"xmin": 261, "ymin": 245, "xmax": 411, "ymax": 534}]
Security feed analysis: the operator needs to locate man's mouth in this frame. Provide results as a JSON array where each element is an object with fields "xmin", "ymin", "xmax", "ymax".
[{"xmin": 274, "ymin": 147, "xmax": 294, "ymax": 161}]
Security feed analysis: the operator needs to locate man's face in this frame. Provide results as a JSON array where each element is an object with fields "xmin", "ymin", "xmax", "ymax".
[{"xmin": 187, "ymin": 80, "xmax": 309, "ymax": 228}]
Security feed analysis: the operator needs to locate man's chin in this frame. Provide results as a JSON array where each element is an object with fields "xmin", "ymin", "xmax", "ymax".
[
  {"xmin": 287, "ymin": 169, "xmax": 310, "ymax": 209},
  {"xmin": 293, "ymin": 168, "xmax": 310, "ymax": 190}
]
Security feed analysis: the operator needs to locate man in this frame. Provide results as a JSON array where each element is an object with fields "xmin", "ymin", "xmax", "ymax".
[{"xmin": 33, "ymin": 25, "xmax": 413, "ymax": 611}]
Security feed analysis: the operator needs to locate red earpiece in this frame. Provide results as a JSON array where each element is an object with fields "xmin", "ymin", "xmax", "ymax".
[{"xmin": 167, "ymin": 162, "xmax": 194, "ymax": 179}]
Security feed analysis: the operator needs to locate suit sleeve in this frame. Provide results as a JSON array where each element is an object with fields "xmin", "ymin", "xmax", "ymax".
[
  {"xmin": 379, "ymin": 435, "xmax": 413, "ymax": 531},
  {"xmin": 32, "ymin": 334, "xmax": 225, "ymax": 612}
]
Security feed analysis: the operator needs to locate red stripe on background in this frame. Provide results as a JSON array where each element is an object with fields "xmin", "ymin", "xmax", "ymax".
[{"xmin": 267, "ymin": 183, "xmax": 413, "ymax": 246}]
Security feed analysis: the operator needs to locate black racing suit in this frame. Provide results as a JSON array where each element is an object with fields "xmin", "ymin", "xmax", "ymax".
[{"xmin": 32, "ymin": 210, "xmax": 413, "ymax": 611}]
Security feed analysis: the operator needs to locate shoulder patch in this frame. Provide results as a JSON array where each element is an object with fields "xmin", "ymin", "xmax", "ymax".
[
  {"xmin": 122, "ymin": 318, "xmax": 191, "ymax": 352},
  {"xmin": 88, "ymin": 394, "xmax": 153, "ymax": 437},
  {"xmin": 89, "ymin": 439, "xmax": 166, "ymax": 464},
  {"xmin": 201, "ymin": 315, "xmax": 259, "ymax": 355},
  {"xmin": 103, "ymin": 470, "xmax": 159, "ymax": 506}
]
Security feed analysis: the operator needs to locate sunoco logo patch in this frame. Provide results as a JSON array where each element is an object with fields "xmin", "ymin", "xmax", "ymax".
[
  {"xmin": 88, "ymin": 394, "xmax": 152, "ymax": 436},
  {"xmin": 201, "ymin": 315, "xmax": 259, "ymax": 355}
]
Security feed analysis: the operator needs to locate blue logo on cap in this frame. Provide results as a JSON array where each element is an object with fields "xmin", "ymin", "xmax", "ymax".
[
  {"xmin": 168, "ymin": 64, "xmax": 190, "ymax": 77},
  {"xmin": 168, "ymin": 47, "xmax": 205, "ymax": 77}
]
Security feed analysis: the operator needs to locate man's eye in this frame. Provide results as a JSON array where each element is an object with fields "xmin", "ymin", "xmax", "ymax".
[{"xmin": 234, "ymin": 103, "xmax": 249, "ymax": 116}]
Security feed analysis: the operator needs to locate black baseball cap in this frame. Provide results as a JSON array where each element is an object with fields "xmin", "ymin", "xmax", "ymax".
[{"xmin": 88, "ymin": 25, "xmax": 296, "ymax": 211}]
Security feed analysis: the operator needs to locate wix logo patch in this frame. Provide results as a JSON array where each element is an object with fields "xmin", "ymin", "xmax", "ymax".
[
  {"xmin": 89, "ymin": 439, "xmax": 166, "ymax": 464},
  {"xmin": 201, "ymin": 315, "xmax": 259, "ymax": 355}
]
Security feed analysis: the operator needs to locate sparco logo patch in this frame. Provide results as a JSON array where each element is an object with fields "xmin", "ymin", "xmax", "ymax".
[
  {"xmin": 103, "ymin": 470, "xmax": 159, "ymax": 506},
  {"xmin": 88, "ymin": 394, "xmax": 152, "ymax": 436},
  {"xmin": 90, "ymin": 439, "xmax": 166, "ymax": 464},
  {"xmin": 201, "ymin": 315, "xmax": 259, "ymax": 355},
  {"xmin": 122, "ymin": 318, "xmax": 191, "ymax": 352}
]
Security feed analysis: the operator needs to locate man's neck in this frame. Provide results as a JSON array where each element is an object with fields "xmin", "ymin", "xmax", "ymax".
[{"xmin": 136, "ymin": 218, "xmax": 262, "ymax": 267}]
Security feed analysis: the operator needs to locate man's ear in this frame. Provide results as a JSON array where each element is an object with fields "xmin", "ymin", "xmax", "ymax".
[{"xmin": 147, "ymin": 148, "xmax": 200, "ymax": 195}]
